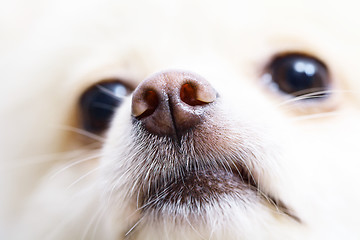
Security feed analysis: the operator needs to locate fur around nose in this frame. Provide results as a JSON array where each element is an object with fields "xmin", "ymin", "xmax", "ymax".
[{"xmin": 132, "ymin": 70, "xmax": 218, "ymax": 137}]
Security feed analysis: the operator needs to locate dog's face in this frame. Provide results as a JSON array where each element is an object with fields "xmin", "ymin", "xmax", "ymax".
[{"xmin": 1, "ymin": 0, "xmax": 360, "ymax": 239}]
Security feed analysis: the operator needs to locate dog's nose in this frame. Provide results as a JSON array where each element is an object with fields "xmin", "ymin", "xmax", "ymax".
[{"xmin": 132, "ymin": 71, "xmax": 217, "ymax": 137}]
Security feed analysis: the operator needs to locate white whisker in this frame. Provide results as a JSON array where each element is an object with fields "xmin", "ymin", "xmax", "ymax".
[
  {"xmin": 97, "ymin": 84, "xmax": 127, "ymax": 101},
  {"xmin": 184, "ymin": 215, "xmax": 206, "ymax": 240},
  {"xmin": 1, "ymin": 150, "xmax": 84, "ymax": 170},
  {"xmin": 80, "ymin": 204, "xmax": 105, "ymax": 240},
  {"xmin": 276, "ymin": 90, "xmax": 332, "ymax": 106},
  {"xmin": 90, "ymin": 207, "xmax": 108, "ymax": 240},
  {"xmin": 49, "ymin": 152, "xmax": 102, "ymax": 180},
  {"xmin": 51, "ymin": 125, "xmax": 105, "ymax": 142},
  {"xmin": 276, "ymin": 89, "xmax": 359, "ymax": 108},
  {"xmin": 43, "ymin": 184, "xmax": 99, "ymax": 240},
  {"xmin": 290, "ymin": 111, "xmax": 342, "ymax": 122},
  {"xmin": 125, "ymin": 217, "xmax": 143, "ymax": 237},
  {"xmin": 66, "ymin": 166, "xmax": 102, "ymax": 190}
]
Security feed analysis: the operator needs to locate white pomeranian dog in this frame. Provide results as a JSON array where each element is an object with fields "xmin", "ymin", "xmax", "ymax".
[{"xmin": 1, "ymin": 0, "xmax": 360, "ymax": 239}]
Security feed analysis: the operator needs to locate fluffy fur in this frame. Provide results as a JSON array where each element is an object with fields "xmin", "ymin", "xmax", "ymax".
[{"xmin": 1, "ymin": 0, "xmax": 360, "ymax": 239}]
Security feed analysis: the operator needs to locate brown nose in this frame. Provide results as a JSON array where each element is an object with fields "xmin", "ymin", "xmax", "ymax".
[{"xmin": 131, "ymin": 70, "xmax": 218, "ymax": 137}]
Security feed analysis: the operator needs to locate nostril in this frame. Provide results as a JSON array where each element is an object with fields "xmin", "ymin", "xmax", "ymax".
[
  {"xmin": 180, "ymin": 83, "xmax": 203, "ymax": 106},
  {"xmin": 180, "ymin": 81, "xmax": 217, "ymax": 106},
  {"xmin": 132, "ymin": 89, "xmax": 159, "ymax": 119}
]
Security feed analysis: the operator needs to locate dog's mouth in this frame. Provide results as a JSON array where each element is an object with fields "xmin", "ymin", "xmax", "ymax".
[
  {"xmin": 138, "ymin": 157, "xmax": 299, "ymax": 223},
  {"xmin": 127, "ymin": 69, "xmax": 300, "ymax": 223},
  {"xmin": 141, "ymin": 164, "xmax": 256, "ymax": 211}
]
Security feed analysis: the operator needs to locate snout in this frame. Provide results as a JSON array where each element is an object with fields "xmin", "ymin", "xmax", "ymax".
[
  {"xmin": 131, "ymin": 70, "xmax": 218, "ymax": 137},
  {"xmin": 105, "ymin": 70, "xmax": 297, "ymax": 236}
]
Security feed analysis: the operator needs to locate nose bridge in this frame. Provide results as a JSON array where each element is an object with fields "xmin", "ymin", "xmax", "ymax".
[{"xmin": 131, "ymin": 70, "xmax": 217, "ymax": 137}]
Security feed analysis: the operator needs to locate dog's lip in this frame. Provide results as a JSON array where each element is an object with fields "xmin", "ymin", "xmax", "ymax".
[
  {"xmin": 139, "ymin": 163, "xmax": 300, "ymax": 223},
  {"xmin": 140, "ymin": 163, "xmax": 257, "ymax": 209}
]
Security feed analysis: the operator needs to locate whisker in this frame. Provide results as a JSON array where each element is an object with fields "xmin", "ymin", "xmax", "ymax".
[
  {"xmin": 80, "ymin": 204, "xmax": 105, "ymax": 240},
  {"xmin": 66, "ymin": 166, "xmax": 102, "ymax": 190},
  {"xmin": 123, "ymin": 184, "xmax": 181, "ymax": 236},
  {"xmin": 276, "ymin": 89, "xmax": 358, "ymax": 108},
  {"xmin": 51, "ymin": 125, "xmax": 105, "ymax": 142},
  {"xmin": 125, "ymin": 217, "xmax": 143, "ymax": 237},
  {"xmin": 90, "ymin": 207, "xmax": 109, "ymax": 240},
  {"xmin": 235, "ymin": 152, "xmax": 257, "ymax": 188},
  {"xmin": 276, "ymin": 90, "xmax": 332, "ymax": 106},
  {"xmin": 2, "ymin": 152, "xmax": 78, "ymax": 170},
  {"xmin": 49, "ymin": 152, "xmax": 102, "ymax": 180},
  {"xmin": 270, "ymin": 89, "xmax": 354, "ymax": 122},
  {"xmin": 106, "ymin": 160, "xmax": 145, "ymax": 206},
  {"xmin": 290, "ymin": 111, "xmax": 342, "ymax": 122},
  {"xmin": 184, "ymin": 215, "xmax": 206, "ymax": 240},
  {"xmin": 96, "ymin": 84, "xmax": 126, "ymax": 102},
  {"xmin": 228, "ymin": 159, "xmax": 245, "ymax": 182},
  {"xmin": 92, "ymin": 102, "xmax": 118, "ymax": 112},
  {"xmin": 45, "ymin": 210, "xmax": 83, "ymax": 240},
  {"xmin": 134, "ymin": 185, "xmax": 172, "ymax": 212},
  {"xmin": 43, "ymin": 183, "xmax": 99, "ymax": 240}
]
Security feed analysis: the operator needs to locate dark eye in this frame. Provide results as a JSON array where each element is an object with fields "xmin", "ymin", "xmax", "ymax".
[
  {"xmin": 79, "ymin": 80, "xmax": 132, "ymax": 133},
  {"xmin": 264, "ymin": 53, "xmax": 331, "ymax": 99}
]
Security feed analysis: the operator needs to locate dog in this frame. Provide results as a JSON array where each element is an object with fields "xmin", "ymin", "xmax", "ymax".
[{"xmin": 1, "ymin": 0, "xmax": 360, "ymax": 239}]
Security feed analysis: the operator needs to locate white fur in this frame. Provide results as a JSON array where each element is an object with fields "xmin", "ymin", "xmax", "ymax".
[{"xmin": 1, "ymin": 0, "xmax": 360, "ymax": 239}]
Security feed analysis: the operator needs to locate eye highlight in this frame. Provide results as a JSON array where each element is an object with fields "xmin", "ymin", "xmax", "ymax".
[
  {"xmin": 79, "ymin": 80, "xmax": 131, "ymax": 133},
  {"xmin": 264, "ymin": 53, "xmax": 331, "ymax": 99}
]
